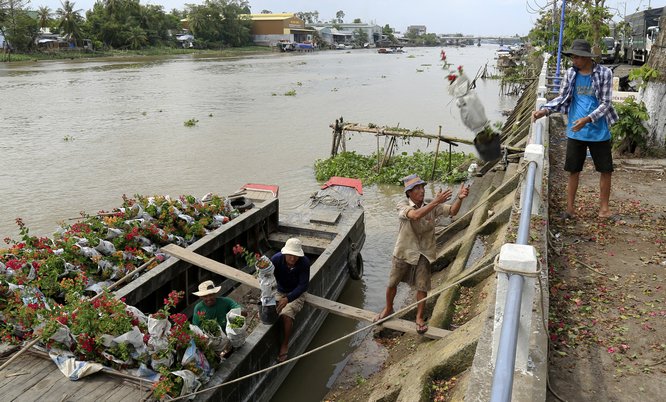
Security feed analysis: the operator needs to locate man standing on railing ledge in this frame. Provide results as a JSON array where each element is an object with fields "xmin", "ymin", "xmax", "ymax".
[{"xmin": 532, "ymin": 38, "xmax": 619, "ymax": 220}]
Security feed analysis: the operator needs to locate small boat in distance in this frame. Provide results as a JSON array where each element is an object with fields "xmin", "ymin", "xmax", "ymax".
[{"xmin": 378, "ymin": 46, "xmax": 405, "ymax": 54}]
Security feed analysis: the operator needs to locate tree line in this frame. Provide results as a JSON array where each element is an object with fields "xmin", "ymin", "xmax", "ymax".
[{"xmin": 0, "ymin": 0, "xmax": 254, "ymax": 52}]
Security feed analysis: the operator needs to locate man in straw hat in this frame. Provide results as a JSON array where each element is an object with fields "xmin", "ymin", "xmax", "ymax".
[
  {"xmin": 192, "ymin": 280, "xmax": 243, "ymax": 331},
  {"xmin": 533, "ymin": 38, "xmax": 618, "ymax": 220},
  {"xmin": 375, "ymin": 174, "xmax": 469, "ymax": 334},
  {"xmin": 271, "ymin": 237, "xmax": 310, "ymax": 362}
]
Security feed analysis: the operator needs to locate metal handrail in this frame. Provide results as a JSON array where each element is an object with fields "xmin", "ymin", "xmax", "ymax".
[{"xmin": 489, "ymin": 122, "xmax": 544, "ymax": 401}]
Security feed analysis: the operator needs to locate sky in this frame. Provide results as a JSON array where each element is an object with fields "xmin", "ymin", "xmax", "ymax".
[{"xmin": 31, "ymin": 0, "xmax": 666, "ymax": 37}]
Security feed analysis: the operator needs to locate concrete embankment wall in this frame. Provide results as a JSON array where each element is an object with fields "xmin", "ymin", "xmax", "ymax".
[{"xmin": 360, "ymin": 55, "xmax": 553, "ymax": 402}]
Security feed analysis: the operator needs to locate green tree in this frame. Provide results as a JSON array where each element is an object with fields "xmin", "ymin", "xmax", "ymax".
[
  {"xmin": 126, "ymin": 26, "xmax": 147, "ymax": 49},
  {"xmin": 186, "ymin": 0, "xmax": 251, "ymax": 47},
  {"xmin": 1, "ymin": 0, "xmax": 38, "ymax": 51},
  {"xmin": 353, "ymin": 18, "xmax": 361, "ymax": 23},
  {"xmin": 335, "ymin": 10, "xmax": 344, "ymax": 24},
  {"xmin": 56, "ymin": 0, "xmax": 83, "ymax": 43},
  {"xmin": 37, "ymin": 6, "xmax": 51, "ymax": 29},
  {"xmin": 352, "ymin": 28, "xmax": 365, "ymax": 47},
  {"xmin": 295, "ymin": 11, "xmax": 319, "ymax": 24}
]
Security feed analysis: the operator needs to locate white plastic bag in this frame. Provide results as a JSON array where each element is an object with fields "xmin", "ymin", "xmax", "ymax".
[
  {"xmin": 181, "ymin": 340, "xmax": 212, "ymax": 381},
  {"xmin": 170, "ymin": 369, "xmax": 202, "ymax": 399},
  {"xmin": 225, "ymin": 308, "xmax": 247, "ymax": 348}
]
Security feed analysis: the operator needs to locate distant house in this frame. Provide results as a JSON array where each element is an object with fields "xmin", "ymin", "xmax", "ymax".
[
  {"xmin": 246, "ymin": 13, "xmax": 315, "ymax": 46},
  {"xmin": 0, "ymin": 32, "xmax": 6, "ymax": 50},
  {"xmin": 313, "ymin": 27, "xmax": 353, "ymax": 46},
  {"xmin": 407, "ymin": 25, "xmax": 427, "ymax": 35},
  {"xmin": 311, "ymin": 22, "xmax": 382, "ymax": 45}
]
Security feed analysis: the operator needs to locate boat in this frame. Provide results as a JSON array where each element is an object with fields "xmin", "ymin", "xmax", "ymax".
[
  {"xmin": 0, "ymin": 177, "xmax": 366, "ymax": 401},
  {"xmin": 335, "ymin": 43, "xmax": 353, "ymax": 50},
  {"xmin": 377, "ymin": 46, "xmax": 405, "ymax": 54}
]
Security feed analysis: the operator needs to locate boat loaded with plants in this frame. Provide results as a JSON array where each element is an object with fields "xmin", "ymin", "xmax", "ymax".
[{"xmin": 0, "ymin": 178, "xmax": 365, "ymax": 401}]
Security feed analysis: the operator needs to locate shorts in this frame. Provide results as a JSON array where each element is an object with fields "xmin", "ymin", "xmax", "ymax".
[
  {"xmin": 564, "ymin": 138, "xmax": 613, "ymax": 173},
  {"xmin": 277, "ymin": 292, "xmax": 306, "ymax": 320},
  {"xmin": 388, "ymin": 255, "xmax": 431, "ymax": 292}
]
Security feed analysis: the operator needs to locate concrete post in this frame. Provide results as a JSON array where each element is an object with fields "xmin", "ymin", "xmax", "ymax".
[
  {"xmin": 522, "ymin": 143, "xmax": 544, "ymax": 215},
  {"xmin": 492, "ymin": 243, "xmax": 538, "ymax": 371}
]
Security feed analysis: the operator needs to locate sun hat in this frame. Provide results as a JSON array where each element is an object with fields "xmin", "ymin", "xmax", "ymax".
[
  {"xmin": 402, "ymin": 174, "xmax": 426, "ymax": 193},
  {"xmin": 562, "ymin": 39, "xmax": 594, "ymax": 58},
  {"xmin": 281, "ymin": 238, "xmax": 304, "ymax": 257},
  {"xmin": 193, "ymin": 280, "xmax": 221, "ymax": 296}
]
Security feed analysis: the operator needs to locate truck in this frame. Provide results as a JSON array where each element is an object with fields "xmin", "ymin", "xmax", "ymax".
[{"xmin": 623, "ymin": 6, "xmax": 663, "ymax": 65}]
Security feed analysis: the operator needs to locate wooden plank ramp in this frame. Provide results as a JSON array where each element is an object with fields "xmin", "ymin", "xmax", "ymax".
[{"xmin": 161, "ymin": 244, "xmax": 450, "ymax": 339}]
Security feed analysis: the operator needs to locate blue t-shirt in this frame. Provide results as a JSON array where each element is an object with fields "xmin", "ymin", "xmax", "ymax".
[{"xmin": 567, "ymin": 73, "xmax": 610, "ymax": 142}]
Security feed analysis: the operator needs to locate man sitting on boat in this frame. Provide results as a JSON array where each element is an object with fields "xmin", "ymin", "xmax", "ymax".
[
  {"xmin": 374, "ymin": 174, "xmax": 469, "ymax": 334},
  {"xmin": 271, "ymin": 238, "xmax": 311, "ymax": 363},
  {"xmin": 192, "ymin": 280, "xmax": 244, "ymax": 332}
]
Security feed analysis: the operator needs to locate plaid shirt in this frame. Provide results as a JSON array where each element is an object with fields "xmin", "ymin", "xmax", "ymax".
[{"xmin": 541, "ymin": 63, "xmax": 619, "ymax": 126}]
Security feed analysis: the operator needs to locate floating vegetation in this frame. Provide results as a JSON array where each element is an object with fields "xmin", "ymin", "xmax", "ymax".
[
  {"xmin": 297, "ymin": 61, "xmax": 307, "ymax": 65},
  {"xmin": 209, "ymin": 113, "xmax": 213, "ymax": 117},
  {"xmin": 331, "ymin": 88, "xmax": 338, "ymax": 92},
  {"xmin": 314, "ymin": 150, "xmax": 474, "ymax": 185},
  {"xmin": 141, "ymin": 111, "xmax": 147, "ymax": 116},
  {"xmin": 184, "ymin": 118, "xmax": 199, "ymax": 127},
  {"xmin": 296, "ymin": 81, "xmax": 303, "ymax": 86},
  {"xmin": 416, "ymin": 69, "xmax": 424, "ymax": 73},
  {"xmin": 381, "ymin": 75, "xmax": 387, "ymax": 78},
  {"xmin": 272, "ymin": 93, "xmax": 277, "ymax": 96},
  {"xmin": 421, "ymin": 64, "xmax": 432, "ymax": 66},
  {"xmin": 284, "ymin": 90, "xmax": 297, "ymax": 96},
  {"xmin": 63, "ymin": 135, "xmax": 75, "ymax": 142}
]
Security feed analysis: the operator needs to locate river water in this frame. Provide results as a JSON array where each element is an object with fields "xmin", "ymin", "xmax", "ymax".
[{"xmin": 0, "ymin": 45, "xmax": 516, "ymax": 400}]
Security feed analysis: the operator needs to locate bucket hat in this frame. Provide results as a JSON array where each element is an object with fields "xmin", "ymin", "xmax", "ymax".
[
  {"xmin": 563, "ymin": 39, "xmax": 594, "ymax": 58},
  {"xmin": 402, "ymin": 174, "xmax": 426, "ymax": 193},
  {"xmin": 193, "ymin": 280, "xmax": 221, "ymax": 296},
  {"xmin": 281, "ymin": 238, "xmax": 304, "ymax": 257}
]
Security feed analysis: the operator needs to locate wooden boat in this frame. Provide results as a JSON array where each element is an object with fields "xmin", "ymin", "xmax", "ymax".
[{"xmin": 0, "ymin": 177, "xmax": 365, "ymax": 401}]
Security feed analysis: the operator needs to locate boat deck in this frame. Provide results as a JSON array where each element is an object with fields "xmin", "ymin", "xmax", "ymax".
[{"xmin": 0, "ymin": 349, "xmax": 149, "ymax": 402}]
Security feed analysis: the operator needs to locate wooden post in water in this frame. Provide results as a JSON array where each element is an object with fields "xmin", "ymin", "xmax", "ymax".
[{"xmin": 431, "ymin": 125, "xmax": 442, "ymax": 181}]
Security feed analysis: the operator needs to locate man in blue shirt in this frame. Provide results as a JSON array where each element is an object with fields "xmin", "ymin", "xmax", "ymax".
[
  {"xmin": 271, "ymin": 237, "xmax": 310, "ymax": 362},
  {"xmin": 533, "ymin": 39, "xmax": 619, "ymax": 220}
]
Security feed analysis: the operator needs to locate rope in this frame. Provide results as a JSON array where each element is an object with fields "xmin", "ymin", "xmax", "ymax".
[
  {"xmin": 168, "ymin": 258, "xmax": 497, "ymax": 401},
  {"xmin": 493, "ymin": 254, "xmax": 543, "ymax": 278}
]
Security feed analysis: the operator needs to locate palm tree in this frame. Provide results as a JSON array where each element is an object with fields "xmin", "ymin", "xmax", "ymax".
[
  {"xmin": 56, "ymin": 0, "xmax": 83, "ymax": 43},
  {"xmin": 37, "ymin": 6, "xmax": 51, "ymax": 30},
  {"xmin": 126, "ymin": 26, "xmax": 147, "ymax": 49}
]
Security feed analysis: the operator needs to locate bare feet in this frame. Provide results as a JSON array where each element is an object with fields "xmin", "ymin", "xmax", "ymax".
[
  {"xmin": 373, "ymin": 307, "xmax": 394, "ymax": 322},
  {"xmin": 598, "ymin": 210, "xmax": 613, "ymax": 218},
  {"xmin": 277, "ymin": 345, "xmax": 288, "ymax": 362}
]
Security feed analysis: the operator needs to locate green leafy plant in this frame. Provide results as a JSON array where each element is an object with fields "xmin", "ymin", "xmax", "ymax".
[
  {"xmin": 611, "ymin": 97, "xmax": 648, "ymax": 154},
  {"xmin": 228, "ymin": 316, "xmax": 245, "ymax": 329},
  {"xmin": 184, "ymin": 118, "xmax": 199, "ymax": 127},
  {"xmin": 284, "ymin": 89, "xmax": 297, "ymax": 96},
  {"xmin": 628, "ymin": 65, "xmax": 660, "ymax": 91}
]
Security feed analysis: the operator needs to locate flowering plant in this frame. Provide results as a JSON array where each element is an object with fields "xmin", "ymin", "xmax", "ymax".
[
  {"xmin": 232, "ymin": 244, "xmax": 270, "ymax": 269},
  {"xmin": 151, "ymin": 290, "xmax": 184, "ymax": 319},
  {"xmin": 447, "ymin": 65, "xmax": 464, "ymax": 84},
  {"xmin": 152, "ymin": 367, "xmax": 184, "ymax": 399}
]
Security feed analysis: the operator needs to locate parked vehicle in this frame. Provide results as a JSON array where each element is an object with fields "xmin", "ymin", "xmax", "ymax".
[
  {"xmin": 600, "ymin": 36, "xmax": 617, "ymax": 63},
  {"xmin": 622, "ymin": 6, "xmax": 664, "ymax": 65}
]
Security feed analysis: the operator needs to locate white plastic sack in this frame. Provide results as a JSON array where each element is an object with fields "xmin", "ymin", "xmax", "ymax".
[
  {"xmin": 95, "ymin": 239, "xmax": 116, "ymax": 255},
  {"xmin": 456, "ymin": 91, "xmax": 489, "ymax": 134},
  {"xmin": 147, "ymin": 317, "xmax": 171, "ymax": 352},
  {"xmin": 171, "ymin": 369, "xmax": 202, "ymax": 399},
  {"xmin": 225, "ymin": 308, "xmax": 247, "ymax": 348},
  {"xmin": 181, "ymin": 339, "xmax": 212, "ymax": 381},
  {"xmin": 49, "ymin": 350, "xmax": 104, "ymax": 381}
]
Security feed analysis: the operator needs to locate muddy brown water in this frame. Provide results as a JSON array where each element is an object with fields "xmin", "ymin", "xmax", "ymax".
[{"xmin": 0, "ymin": 46, "xmax": 517, "ymax": 401}]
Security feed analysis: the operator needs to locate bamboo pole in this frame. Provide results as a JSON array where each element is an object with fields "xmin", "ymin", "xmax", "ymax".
[
  {"xmin": 329, "ymin": 123, "xmax": 473, "ymax": 145},
  {"xmin": 0, "ymin": 257, "xmax": 156, "ymax": 372},
  {"xmin": 431, "ymin": 125, "xmax": 442, "ymax": 181}
]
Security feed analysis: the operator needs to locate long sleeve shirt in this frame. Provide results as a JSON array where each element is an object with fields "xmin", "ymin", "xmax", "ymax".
[
  {"xmin": 271, "ymin": 252, "xmax": 310, "ymax": 302},
  {"xmin": 541, "ymin": 63, "xmax": 619, "ymax": 127}
]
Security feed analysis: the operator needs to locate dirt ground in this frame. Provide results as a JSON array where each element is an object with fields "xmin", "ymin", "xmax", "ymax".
[
  {"xmin": 323, "ymin": 119, "xmax": 666, "ymax": 401},
  {"xmin": 546, "ymin": 119, "xmax": 666, "ymax": 402}
]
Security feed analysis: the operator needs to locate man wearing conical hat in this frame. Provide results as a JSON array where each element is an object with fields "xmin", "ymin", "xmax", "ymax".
[{"xmin": 375, "ymin": 174, "xmax": 469, "ymax": 335}]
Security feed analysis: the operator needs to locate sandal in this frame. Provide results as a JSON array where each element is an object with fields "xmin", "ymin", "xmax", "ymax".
[
  {"xmin": 277, "ymin": 353, "xmax": 288, "ymax": 363},
  {"xmin": 559, "ymin": 212, "xmax": 575, "ymax": 221},
  {"xmin": 416, "ymin": 322, "xmax": 428, "ymax": 335}
]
